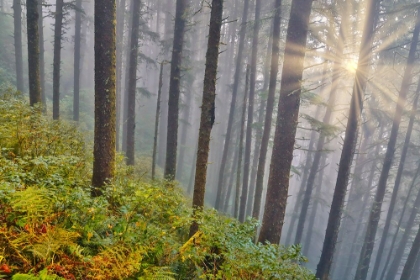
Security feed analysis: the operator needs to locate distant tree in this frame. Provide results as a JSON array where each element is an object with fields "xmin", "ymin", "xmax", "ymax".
[
  {"xmin": 38, "ymin": 0, "xmax": 46, "ymax": 110},
  {"xmin": 315, "ymin": 0, "xmax": 381, "ymax": 278},
  {"xmin": 239, "ymin": 0, "xmax": 261, "ymax": 222},
  {"xmin": 13, "ymin": 0, "xmax": 24, "ymax": 93},
  {"xmin": 252, "ymin": 0, "xmax": 282, "ymax": 221},
  {"xmin": 214, "ymin": 0, "xmax": 250, "ymax": 210},
  {"xmin": 91, "ymin": 0, "xmax": 116, "ymax": 196},
  {"xmin": 189, "ymin": 0, "xmax": 223, "ymax": 237},
  {"xmin": 73, "ymin": 0, "xmax": 82, "ymax": 121},
  {"xmin": 164, "ymin": 0, "xmax": 188, "ymax": 179},
  {"xmin": 26, "ymin": 0, "xmax": 41, "ymax": 105},
  {"xmin": 116, "ymin": 0, "xmax": 126, "ymax": 150},
  {"xmin": 355, "ymin": 6, "xmax": 420, "ymax": 280},
  {"xmin": 52, "ymin": 0, "xmax": 64, "ymax": 120},
  {"xmin": 152, "ymin": 61, "xmax": 165, "ymax": 180},
  {"xmin": 258, "ymin": 0, "xmax": 314, "ymax": 244},
  {"xmin": 400, "ymin": 220, "xmax": 420, "ymax": 279},
  {"xmin": 125, "ymin": 0, "xmax": 141, "ymax": 166}
]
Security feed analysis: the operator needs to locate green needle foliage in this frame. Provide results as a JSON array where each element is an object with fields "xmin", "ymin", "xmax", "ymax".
[{"xmin": 0, "ymin": 91, "xmax": 314, "ymax": 279}]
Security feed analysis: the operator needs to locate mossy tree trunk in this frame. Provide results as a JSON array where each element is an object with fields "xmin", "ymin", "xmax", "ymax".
[
  {"xmin": 73, "ymin": 0, "xmax": 82, "ymax": 121},
  {"xmin": 26, "ymin": 0, "xmax": 41, "ymax": 106},
  {"xmin": 125, "ymin": 0, "xmax": 141, "ymax": 166},
  {"xmin": 91, "ymin": 0, "xmax": 116, "ymax": 196},
  {"xmin": 52, "ymin": 0, "xmax": 64, "ymax": 119},
  {"xmin": 258, "ymin": 0, "xmax": 314, "ymax": 244},
  {"xmin": 164, "ymin": 0, "xmax": 188, "ymax": 179},
  {"xmin": 189, "ymin": 0, "xmax": 223, "ymax": 237}
]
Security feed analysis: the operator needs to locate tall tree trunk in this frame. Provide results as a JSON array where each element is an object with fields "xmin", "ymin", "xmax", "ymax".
[
  {"xmin": 224, "ymin": 142, "xmax": 240, "ymax": 214},
  {"xmin": 14, "ymin": 0, "xmax": 24, "ymax": 93},
  {"xmin": 252, "ymin": 0, "xmax": 282, "ymax": 220},
  {"xmin": 409, "ymin": 252, "xmax": 420, "ymax": 280},
  {"xmin": 116, "ymin": 0, "xmax": 126, "ymax": 150},
  {"xmin": 152, "ymin": 62, "xmax": 164, "ymax": 179},
  {"xmin": 214, "ymin": 0, "xmax": 250, "ymax": 210},
  {"xmin": 380, "ymin": 161, "xmax": 420, "ymax": 280},
  {"xmin": 258, "ymin": 0, "xmax": 314, "ymax": 244},
  {"xmin": 52, "ymin": 0, "xmax": 64, "ymax": 119},
  {"xmin": 73, "ymin": 0, "xmax": 82, "ymax": 121},
  {"xmin": 26, "ymin": 0, "xmax": 41, "ymax": 105},
  {"xmin": 372, "ymin": 76, "xmax": 420, "ymax": 280},
  {"xmin": 355, "ymin": 8, "xmax": 420, "ymax": 280},
  {"xmin": 38, "ymin": 0, "xmax": 46, "ymax": 110},
  {"xmin": 164, "ymin": 0, "xmax": 188, "ymax": 179},
  {"xmin": 247, "ymin": 32, "xmax": 272, "ymax": 217},
  {"xmin": 235, "ymin": 66, "xmax": 250, "ymax": 219},
  {"xmin": 315, "ymin": 0, "xmax": 381, "ymax": 278},
  {"xmin": 400, "ymin": 224, "xmax": 420, "ymax": 280},
  {"xmin": 125, "ymin": 0, "xmax": 141, "ymax": 166},
  {"xmin": 176, "ymin": 94, "xmax": 192, "ymax": 181},
  {"xmin": 91, "ymin": 0, "xmax": 116, "ymax": 196},
  {"xmin": 239, "ymin": 0, "xmax": 261, "ymax": 222},
  {"xmin": 189, "ymin": 0, "xmax": 223, "ymax": 237}
]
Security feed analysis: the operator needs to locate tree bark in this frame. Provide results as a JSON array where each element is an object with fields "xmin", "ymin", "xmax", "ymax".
[
  {"xmin": 164, "ymin": 0, "xmax": 188, "ymax": 179},
  {"xmin": 235, "ymin": 65, "xmax": 250, "ymax": 219},
  {"xmin": 14, "ymin": 0, "xmax": 24, "ymax": 93},
  {"xmin": 258, "ymin": 0, "xmax": 314, "ymax": 244},
  {"xmin": 125, "ymin": 0, "xmax": 141, "ymax": 166},
  {"xmin": 116, "ymin": 0, "xmax": 126, "ymax": 150},
  {"xmin": 214, "ymin": 0, "xmax": 250, "ymax": 210},
  {"xmin": 315, "ymin": 0, "xmax": 381, "ymax": 278},
  {"xmin": 38, "ymin": 0, "xmax": 46, "ymax": 110},
  {"xmin": 91, "ymin": 0, "xmax": 116, "ymax": 196},
  {"xmin": 400, "ymin": 224, "xmax": 420, "ymax": 280},
  {"xmin": 252, "ymin": 0, "xmax": 282, "ymax": 220},
  {"xmin": 73, "ymin": 0, "xmax": 82, "ymax": 121},
  {"xmin": 239, "ymin": 0, "xmax": 261, "ymax": 222},
  {"xmin": 355, "ymin": 7, "xmax": 420, "ymax": 280},
  {"xmin": 189, "ymin": 0, "xmax": 223, "ymax": 237},
  {"xmin": 26, "ymin": 0, "xmax": 41, "ymax": 105},
  {"xmin": 52, "ymin": 0, "xmax": 64, "ymax": 119},
  {"xmin": 152, "ymin": 62, "xmax": 164, "ymax": 179}
]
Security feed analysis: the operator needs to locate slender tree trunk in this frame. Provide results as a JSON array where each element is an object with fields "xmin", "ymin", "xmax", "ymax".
[
  {"xmin": 409, "ymin": 252, "xmax": 420, "ymax": 280},
  {"xmin": 235, "ymin": 66, "xmax": 250, "ymax": 219},
  {"xmin": 400, "ymin": 224, "xmax": 420, "ymax": 280},
  {"xmin": 315, "ymin": 0, "xmax": 380, "ymax": 278},
  {"xmin": 252, "ymin": 0, "xmax": 282, "ymax": 220},
  {"xmin": 91, "ymin": 0, "xmax": 116, "ymax": 196},
  {"xmin": 239, "ymin": 0, "xmax": 261, "ymax": 222},
  {"xmin": 164, "ymin": 0, "xmax": 188, "ymax": 179},
  {"xmin": 224, "ymin": 143, "xmax": 240, "ymax": 214},
  {"xmin": 52, "ymin": 0, "xmax": 64, "ymax": 119},
  {"xmin": 125, "ymin": 0, "xmax": 141, "ymax": 166},
  {"xmin": 355, "ymin": 8, "xmax": 420, "ymax": 280},
  {"xmin": 188, "ymin": 143, "xmax": 197, "ymax": 195},
  {"xmin": 26, "ymin": 0, "xmax": 41, "ymax": 105},
  {"xmin": 38, "ymin": 0, "xmax": 46, "ymax": 110},
  {"xmin": 247, "ymin": 32, "xmax": 272, "ymax": 217},
  {"xmin": 371, "ymin": 74, "xmax": 420, "ymax": 280},
  {"xmin": 214, "ymin": 0, "xmax": 250, "ymax": 210},
  {"xmin": 152, "ymin": 62, "xmax": 164, "ymax": 179},
  {"xmin": 73, "ymin": 0, "xmax": 82, "ymax": 121},
  {"xmin": 116, "ymin": 0, "xmax": 126, "ymax": 150},
  {"xmin": 380, "ymin": 161, "xmax": 420, "ymax": 280},
  {"xmin": 189, "ymin": 0, "xmax": 223, "ymax": 237},
  {"xmin": 176, "ymin": 94, "xmax": 192, "ymax": 181},
  {"xmin": 14, "ymin": 0, "xmax": 24, "ymax": 93}
]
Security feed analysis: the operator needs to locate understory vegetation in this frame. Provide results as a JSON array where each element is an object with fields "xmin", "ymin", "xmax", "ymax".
[{"xmin": 0, "ymin": 92, "xmax": 315, "ymax": 279}]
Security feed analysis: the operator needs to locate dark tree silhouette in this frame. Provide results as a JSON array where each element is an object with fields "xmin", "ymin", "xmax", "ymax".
[
  {"xmin": 73, "ymin": 0, "xmax": 82, "ymax": 121},
  {"xmin": 26, "ymin": 0, "xmax": 42, "ymax": 106},
  {"xmin": 38, "ymin": 0, "xmax": 46, "ymax": 109},
  {"xmin": 152, "ymin": 62, "xmax": 165, "ymax": 180},
  {"xmin": 52, "ymin": 0, "xmax": 64, "ymax": 119},
  {"xmin": 164, "ymin": 0, "xmax": 188, "ymax": 179},
  {"xmin": 13, "ymin": 0, "xmax": 24, "ymax": 93}
]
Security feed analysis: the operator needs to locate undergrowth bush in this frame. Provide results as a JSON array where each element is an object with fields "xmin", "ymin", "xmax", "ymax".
[{"xmin": 0, "ymin": 93, "xmax": 315, "ymax": 279}]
